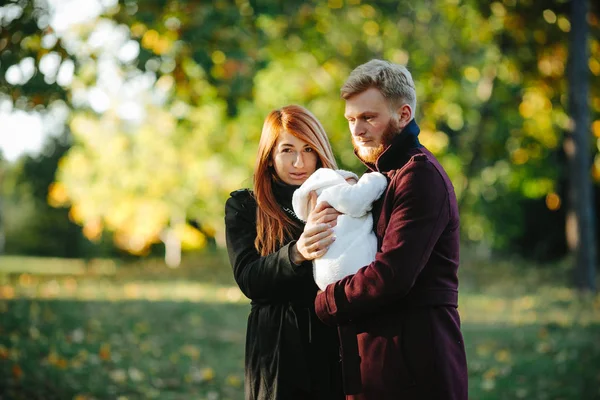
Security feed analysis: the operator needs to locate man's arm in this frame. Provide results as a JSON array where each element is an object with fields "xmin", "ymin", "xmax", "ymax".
[{"xmin": 315, "ymin": 160, "xmax": 450, "ymax": 326}]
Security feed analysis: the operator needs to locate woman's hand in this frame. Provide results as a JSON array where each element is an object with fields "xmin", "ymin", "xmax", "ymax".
[{"xmin": 291, "ymin": 192, "xmax": 341, "ymax": 264}]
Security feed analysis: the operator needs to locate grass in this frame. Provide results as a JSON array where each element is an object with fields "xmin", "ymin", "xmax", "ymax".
[{"xmin": 0, "ymin": 250, "xmax": 599, "ymax": 399}]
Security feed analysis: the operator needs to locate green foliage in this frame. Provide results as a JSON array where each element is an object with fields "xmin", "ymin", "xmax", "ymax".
[
  {"xmin": 0, "ymin": 0, "xmax": 70, "ymax": 108},
  {"xmin": 2, "ymin": 134, "xmax": 81, "ymax": 257},
  {"xmin": 1, "ymin": 0, "xmax": 599, "ymax": 258}
]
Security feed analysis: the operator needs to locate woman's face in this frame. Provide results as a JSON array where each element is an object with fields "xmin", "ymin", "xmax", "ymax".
[{"xmin": 271, "ymin": 130, "xmax": 318, "ymax": 186}]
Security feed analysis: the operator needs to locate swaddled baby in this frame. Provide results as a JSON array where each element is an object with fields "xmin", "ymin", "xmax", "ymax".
[{"xmin": 292, "ymin": 168, "xmax": 388, "ymax": 291}]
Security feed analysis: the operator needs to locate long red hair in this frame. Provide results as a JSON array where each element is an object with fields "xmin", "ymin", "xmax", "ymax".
[{"xmin": 254, "ymin": 105, "xmax": 337, "ymax": 256}]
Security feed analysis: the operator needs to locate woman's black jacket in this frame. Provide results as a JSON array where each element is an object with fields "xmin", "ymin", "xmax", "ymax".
[{"xmin": 224, "ymin": 184, "xmax": 343, "ymax": 400}]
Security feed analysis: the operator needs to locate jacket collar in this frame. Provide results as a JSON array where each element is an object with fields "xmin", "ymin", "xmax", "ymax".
[
  {"xmin": 272, "ymin": 177, "xmax": 299, "ymax": 209},
  {"xmin": 357, "ymin": 119, "xmax": 421, "ymax": 173}
]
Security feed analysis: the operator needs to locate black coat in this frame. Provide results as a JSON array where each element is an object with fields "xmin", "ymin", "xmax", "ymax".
[{"xmin": 225, "ymin": 183, "xmax": 344, "ymax": 400}]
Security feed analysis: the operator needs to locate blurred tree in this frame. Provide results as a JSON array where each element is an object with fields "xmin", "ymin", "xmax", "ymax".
[
  {"xmin": 1, "ymin": 0, "xmax": 599, "ymax": 267},
  {"xmin": 464, "ymin": 0, "xmax": 600, "ymax": 261},
  {"xmin": 3, "ymin": 133, "xmax": 89, "ymax": 257},
  {"xmin": 567, "ymin": 0, "xmax": 597, "ymax": 292},
  {"xmin": 0, "ymin": 0, "xmax": 73, "ymax": 108},
  {"xmin": 0, "ymin": 150, "xmax": 5, "ymax": 254}
]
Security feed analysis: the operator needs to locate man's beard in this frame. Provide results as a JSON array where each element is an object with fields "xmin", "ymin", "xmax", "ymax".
[{"xmin": 353, "ymin": 119, "xmax": 401, "ymax": 164}]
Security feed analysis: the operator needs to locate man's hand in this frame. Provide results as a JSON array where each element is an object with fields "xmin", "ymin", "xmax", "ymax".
[{"xmin": 291, "ymin": 192, "xmax": 341, "ymax": 263}]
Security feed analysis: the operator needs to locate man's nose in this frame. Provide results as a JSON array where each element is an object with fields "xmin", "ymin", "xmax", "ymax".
[{"xmin": 351, "ymin": 121, "xmax": 365, "ymax": 137}]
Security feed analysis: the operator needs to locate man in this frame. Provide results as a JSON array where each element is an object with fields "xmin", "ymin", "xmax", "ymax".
[{"xmin": 314, "ymin": 59, "xmax": 468, "ymax": 399}]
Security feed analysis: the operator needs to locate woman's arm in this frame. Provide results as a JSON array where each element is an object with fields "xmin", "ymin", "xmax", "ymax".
[
  {"xmin": 225, "ymin": 191, "xmax": 339, "ymax": 302},
  {"xmin": 225, "ymin": 192, "xmax": 309, "ymax": 301}
]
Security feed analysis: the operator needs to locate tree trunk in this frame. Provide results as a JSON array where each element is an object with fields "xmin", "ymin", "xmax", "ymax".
[
  {"xmin": 0, "ymin": 158, "xmax": 5, "ymax": 255},
  {"xmin": 161, "ymin": 213, "xmax": 184, "ymax": 268},
  {"xmin": 0, "ymin": 196, "xmax": 4, "ymax": 255},
  {"xmin": 163, "ymin": 227, "xmax": 182, "ymax": 268},
  {"xmin": 566, "ymin": 0, "xmax": 597, "ymax": 293}
]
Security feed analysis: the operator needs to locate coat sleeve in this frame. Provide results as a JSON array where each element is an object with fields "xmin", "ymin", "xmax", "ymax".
[
  {"xmin": 315, "ymin": 160, "xmax": 450, "ymax": 326},
  {"xmin": 225, "ymin": 191, "xmax": 311, "ymax": 302},
  {"xmin": 318, "ymin": 172, "xmax": 388, "ymax": 218}
]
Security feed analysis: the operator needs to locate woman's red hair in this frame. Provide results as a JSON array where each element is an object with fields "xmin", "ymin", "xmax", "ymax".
[{"xmin": 254, "ymin": 105, "xmax": 337, "ymax": 256}]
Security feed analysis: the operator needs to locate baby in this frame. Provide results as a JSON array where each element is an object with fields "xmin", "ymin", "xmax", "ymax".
[{"xmin": 292, "ymin": 168, "xmax": 388, "ymax": 290}]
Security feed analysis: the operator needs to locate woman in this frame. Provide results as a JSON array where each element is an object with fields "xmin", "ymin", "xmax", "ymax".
[{"xmin": 225, "ymin": 105, "xmax": 344, "ymax": 399}]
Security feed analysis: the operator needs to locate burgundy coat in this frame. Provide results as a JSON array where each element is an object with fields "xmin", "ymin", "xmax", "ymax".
[{"xmin": 315, "ymin": 120, "xmax": 468, "ymax": 399}]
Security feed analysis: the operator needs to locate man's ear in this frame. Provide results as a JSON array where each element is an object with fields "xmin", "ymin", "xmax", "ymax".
[{"xmin": 395, "ymin": 104, "xmax": 413, "ymax": 129}]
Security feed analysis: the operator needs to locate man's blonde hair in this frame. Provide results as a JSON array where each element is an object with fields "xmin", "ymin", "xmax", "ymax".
[{"xmin": 341, "ymin": 59, "xmax": 417, "ymax": 115}]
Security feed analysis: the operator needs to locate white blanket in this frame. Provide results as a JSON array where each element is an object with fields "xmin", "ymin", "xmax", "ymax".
[{"xmin": 292, "ymin": 168, "xmax": 388, "ymax": 290}]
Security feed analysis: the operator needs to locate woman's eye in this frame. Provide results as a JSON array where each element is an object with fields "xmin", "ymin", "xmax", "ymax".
[
  {"xmin": 304, "ymin": 147, "xmax": 313, "ymax": 153},
  {"xmin": 281, "ymin": 148, "xmax": 292, "ymax": 153}
]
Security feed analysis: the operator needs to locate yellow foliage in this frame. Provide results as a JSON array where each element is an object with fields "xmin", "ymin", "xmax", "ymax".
[
  {"xmin": 419, "ymin": 130, "xmax": 449, "ymax": 155},
  {"xmin": 155, "ymin": 75, "xmax": 175, "ymax": 93},
  {"xmin": 490, "ymin": 2, "xmax": 506, "ymax": 17},
  {"xmin": 592, "ymin": 120, "xmax": 600, "ymax": 138},
  {"xmin": 130, "ymin": 22, "xmax": 147, "ymax": 38},
  {"xmin": 68, "ymin": 205, "xmax": 85, "ymax": 224},
  {"xmin": 557, "ymin": 16, "xmax": 571, "ymax": 32},
  {"xmin": 201, "ymin": 367, "xmax": 215, "ymax": 381},
  {"xmin": 464, "ymin": 66, "xmax": 481, "ymax": 82},
  {"xmin": 511, "ymin": 148, "xmax": 529, "ymax": 165},
  {"xmin": 495, "ymin": 349, "xmax": 511, "ymax": 363},
  {"xmin": 593, "ymin": 156, "xmax": 600, "ymax": 182},
  {"xmin": 153, "ymin": 37, "xmax": 172, "ymax": 55},
  {"xmin": 211, "ymin": 50, "xmax": 226, "ymax": 64},
  {"xmin": 141, "ymin": 29, "xmax": 159, "ymax": 50},
  {"xmin": 70, "ymin": 114, "xmax": 99, "ymax": 138},
  {"xmin": 226, "ymin": 374, "xmax": 242, "ymax": 387},
  {"xmin": 177, "ymin": 224, "xmax": 207, "ymax": 250},
  {"xmin": 542, "ymin": 9, "xmax": 557, "ymax": 24},
  {"xmin": 105, "ymin": 201, "xmax": 135, "ymax": 230},
  {"xmin": 362, "ymin": 21, "xmax": 379, "ymax": 36},
  {"xmin": 82, "ymin": 219, "xmax": 103, "ymax": 242},
  {"xmin": 48, "ymin": 182, "xmax": 70, "ymax": 208},
  {"xmin": 589, "ymin": 59, "xmax": 600, "ymax": 76},
  {"xmin": 545, "ymin": 192, "xmax": 561, "ymax": 211},
  {"xmin": 328, "ymin": 0, "xmax": 343, "ymax": 9}
]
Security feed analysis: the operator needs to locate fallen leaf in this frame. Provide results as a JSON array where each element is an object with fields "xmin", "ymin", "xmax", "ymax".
[
  {"xmin": 99, "ymin": 343, "xmax": 111, "ymax": 361},
  {"xmin": 12, "ymin": 364, "xmax": 23, "ymax": 379}
]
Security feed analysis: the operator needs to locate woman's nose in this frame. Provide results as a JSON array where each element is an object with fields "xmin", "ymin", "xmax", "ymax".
[{"xmin": 293, "ymin": 153, "xmax": 304, "ymax": 167}]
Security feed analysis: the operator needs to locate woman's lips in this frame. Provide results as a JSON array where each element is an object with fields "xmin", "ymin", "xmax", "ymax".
[{"xmin": 290, "ymin": 172, "xmax": 307, "ymax": 180}]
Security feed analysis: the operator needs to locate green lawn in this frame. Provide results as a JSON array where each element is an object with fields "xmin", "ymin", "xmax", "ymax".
[{"xmin": 1, "ymin": 251, "xmax": 599, "ymax": 399}]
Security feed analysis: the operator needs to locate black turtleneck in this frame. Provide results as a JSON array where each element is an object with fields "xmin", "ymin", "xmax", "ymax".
[{"xmin": 271, "ymin": 178, "xmax": 303, "ymax": 223}]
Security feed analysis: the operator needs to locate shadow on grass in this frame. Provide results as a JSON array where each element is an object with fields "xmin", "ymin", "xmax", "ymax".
[
  {"xmin": 463, "ymin": 323, "xmax": 600, "ymax": 400},
  {"xmin": 2, "ymin": 297, "xmax": 599, "ymax": 400},
  {"xmin": 0, "ymin": 299, "xmax": 249, "ymax": 400}
]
